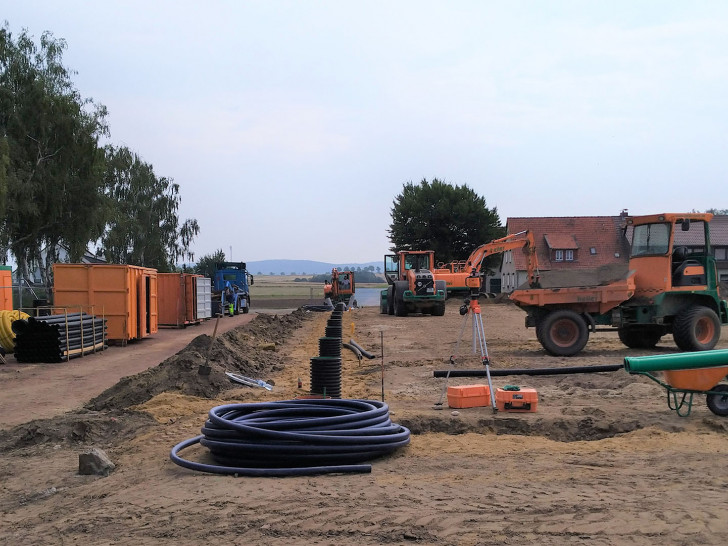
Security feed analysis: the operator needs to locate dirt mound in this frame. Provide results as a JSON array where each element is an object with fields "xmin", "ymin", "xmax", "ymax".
[
  {"xmin": 0, "ymin": 409, "xmax": 157, "ymax": 453},
  {"xmin": 85, "ymin": 310, "xmax": 311, "ymax": 411}
]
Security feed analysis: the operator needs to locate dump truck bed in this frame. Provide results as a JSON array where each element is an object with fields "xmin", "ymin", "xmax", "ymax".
[{"xmin": 510, "ymin": 269, "xmax": 636, "ymax": 314}]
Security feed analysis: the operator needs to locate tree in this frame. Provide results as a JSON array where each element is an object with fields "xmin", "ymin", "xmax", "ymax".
[
  {"xmin": 100, "ymin": 145, "xmax": 199, "ymax": 271},
  {"xmin": 388, "ymin": 178, "xmax": 503, "ymax": 264},
  {"xmin": 194, "ymin": 249, "xmax": 226, "ymax": 279},
  {"xmin": 706, "ymin": 209, "xmax": 728, "ymax": 215},
  {"xmin": 0, "ymin": 25, "xmax": 109, "ymax": 286}
]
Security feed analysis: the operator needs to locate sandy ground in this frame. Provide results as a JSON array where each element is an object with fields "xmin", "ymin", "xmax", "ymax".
[{"xmin": 1, "ymin": 297, "xmax": 727, "ymax": 545}]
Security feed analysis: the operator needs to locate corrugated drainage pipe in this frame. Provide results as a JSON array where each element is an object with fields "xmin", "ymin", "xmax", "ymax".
[{"xmin": 170, "ymin": 399, "xmax": 411, "ymax": 477}]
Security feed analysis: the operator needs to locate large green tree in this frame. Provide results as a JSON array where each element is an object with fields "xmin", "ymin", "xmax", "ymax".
[
  {"xmin": 0, "ymin": 25, "xmax": 109, "ymax": 285},
  {"xmin": 100, "ymin": 145, "xmax": 199, "ymax": 272},
  {"xmin": 388, "ymin": 178, "xmax": 503, "ymax": 264},
  {"xmin": 194, "ymin": 249, "xmax": 226, "ymax": 279}
]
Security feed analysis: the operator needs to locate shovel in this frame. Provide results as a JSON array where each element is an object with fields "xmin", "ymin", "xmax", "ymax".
[{"xmin": 198, "ymin": 314, "xmax": 222, "ymax": 376}]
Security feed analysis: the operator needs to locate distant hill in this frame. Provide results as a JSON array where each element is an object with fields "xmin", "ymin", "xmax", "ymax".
[{"xmin": 245, "ymin": 259, "xmax": 381, "ymax": 276}]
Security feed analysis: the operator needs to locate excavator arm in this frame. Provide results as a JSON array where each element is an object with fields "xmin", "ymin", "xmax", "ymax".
[{"xmin": 461, "ymin": 230, "xmax": 540, "ymax": 290}]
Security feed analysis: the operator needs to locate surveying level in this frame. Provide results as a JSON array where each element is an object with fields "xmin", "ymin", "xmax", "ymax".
[{"xmin": 435, "ymin": 272, "xmax": 497, "ymax": 411}]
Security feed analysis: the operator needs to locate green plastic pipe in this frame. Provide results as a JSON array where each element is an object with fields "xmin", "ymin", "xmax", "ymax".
[{"xmin": 624, "ymin": 349, "xmax": 728, "ymax": 373}]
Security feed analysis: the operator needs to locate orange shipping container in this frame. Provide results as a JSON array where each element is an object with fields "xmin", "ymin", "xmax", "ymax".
[
  {"xmin": 53, "ymin": 264, "xmax": 158, "ymax": 342},
  {"xmin": 158, "ymin": 273, "xmax": 211, "ymax": 327}
]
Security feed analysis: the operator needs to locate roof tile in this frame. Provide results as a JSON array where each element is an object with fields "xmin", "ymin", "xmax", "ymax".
[{"xmin": 506, "ymin": 216, "xmax": 629, "ymax": 271}]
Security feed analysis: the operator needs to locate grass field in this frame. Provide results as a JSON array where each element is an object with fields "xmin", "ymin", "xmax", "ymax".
[{"xmin": 249, "ymin": 275, "xmax": 385, "ymax": 302}]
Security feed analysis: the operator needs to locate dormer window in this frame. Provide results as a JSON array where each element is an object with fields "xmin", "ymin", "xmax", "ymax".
[{"xmin": 554, "ymin": 249, "xmax": 575, "ymax": 262}]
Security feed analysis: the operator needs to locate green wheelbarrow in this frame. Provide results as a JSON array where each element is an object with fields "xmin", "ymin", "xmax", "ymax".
[{"xmin": 624, "ymin": 349, "xmax": 728, "ymax": 418}]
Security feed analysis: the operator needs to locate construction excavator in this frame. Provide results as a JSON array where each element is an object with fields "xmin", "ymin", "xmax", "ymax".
[
  {"xmin": 434, "ymin": 230, "xmax": 541, "ymax": 294},
  {"xmin": 323, "ymin": 268, "xmax": 355, "ymax": 305}
]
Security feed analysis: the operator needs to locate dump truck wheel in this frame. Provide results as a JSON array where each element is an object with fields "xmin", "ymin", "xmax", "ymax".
[
  {"xmin": 618, "ymin": 327, "xmax": 662, "ymax": 349},
  {"xmin": 706, "ymin": 384, "xmax": 728, "ymax": 416},
  {"xmin": 432, "ymin": 301, "xmax": 446, "ymax": 316},
  {"xmin": 535, "ymin": 320, "xmax": 547, "ymax": 345},
  {"xmin": 540, "ymin": 310, "xmax": 589, "ymax": 356},
  {"xmin": 673, "ymin": 305, "xmax": 720, "ymax": 351},
  {"xmin": 379, "ymin": 293, "xmax": 387, "ymax": 314},
  {"xmin": 242, "ymin": 298, "xmax": 250, "ymax": 314}
]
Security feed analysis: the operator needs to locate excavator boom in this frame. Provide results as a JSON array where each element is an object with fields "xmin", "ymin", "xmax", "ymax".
[{"xmin": 435, "ymin": 231, "xmax": 540, "ymax": 293}]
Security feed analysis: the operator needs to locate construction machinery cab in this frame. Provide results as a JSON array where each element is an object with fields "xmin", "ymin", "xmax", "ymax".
[
  {"xmin": 384, "ymin": 251, "xmax": 435, "ymax": 284},
  {"xmin": 380, "ymin": 250, "xmax": 446, "ymax": 317},
  {"xmin": 323, "ymin": 268, "xmax": 355, "ymax": 304},
  {"xmin": 626, "ymin": 213, "xmax": 714, "ymax": 294}
]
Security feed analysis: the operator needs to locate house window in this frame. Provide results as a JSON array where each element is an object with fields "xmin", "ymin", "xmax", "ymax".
[
  {"xmin": 554, "ymin": 250, "xmax": 563, "ymax": 262},
  {"xmin": 715, "ymin": 247, "xmax": 727, "ymax": 260},
  {"xmin": 590, "ymin": 247, "xmax": 597, "ymax": 255},
  {"xmin": 565, "ymin": 250, "xmax": 574, "ymax": 261}
]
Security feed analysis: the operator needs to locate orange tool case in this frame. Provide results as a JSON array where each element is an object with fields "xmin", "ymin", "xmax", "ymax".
[
  {"xmin": 447, "ymin": 384, "xmax": 491, "ymax": 409},
  {"xmin": 495, "ymin": 386, "xmax": 538, "ymax": 412}
]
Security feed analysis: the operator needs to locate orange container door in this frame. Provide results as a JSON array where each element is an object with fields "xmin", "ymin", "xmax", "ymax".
[
  {"xmin": 158, "ymin": 273, "xmax": 186, "ymax": 327},
  {"xmin": 0, "ymin": 268, "xmax": 13, "ymax": 311}
]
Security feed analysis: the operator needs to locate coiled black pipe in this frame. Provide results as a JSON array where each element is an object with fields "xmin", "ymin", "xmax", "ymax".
[
  {"xmin": 169, "ymin": 399, "xmax": 411, "ymax": 477},
  {"xmin": 432, "ymin": 364, "xmax": 623, "ymax": 378}
]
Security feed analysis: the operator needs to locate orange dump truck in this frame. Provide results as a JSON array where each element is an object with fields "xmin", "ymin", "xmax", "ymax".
[{"xmin": 510, "ymin": 213, "xmax": 728, "ymax": 356}]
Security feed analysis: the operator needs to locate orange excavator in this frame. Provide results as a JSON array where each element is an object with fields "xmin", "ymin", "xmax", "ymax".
[
  {"xmin": 323, "ymin": 268, "xmax": 355, "ymax": 305},
  {"xmin": 434, "ymin": 230, "xmax": 540, "ymax": 294}
]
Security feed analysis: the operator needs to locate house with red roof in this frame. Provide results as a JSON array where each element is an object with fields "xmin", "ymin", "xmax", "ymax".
[{"xmin": 496, "ymin": 213, "xmax": 728, "ymax": 293}]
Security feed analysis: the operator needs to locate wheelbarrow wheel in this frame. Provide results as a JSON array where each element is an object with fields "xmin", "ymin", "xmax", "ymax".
[{"xmin": 706, "ymin": 384, "xmax": 728, "ymax": 417}]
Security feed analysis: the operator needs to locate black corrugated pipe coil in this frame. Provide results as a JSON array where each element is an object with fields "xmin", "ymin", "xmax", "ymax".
[{"xmin": 170, "ymin": 399, "xmax": 411, "ymax": 477}]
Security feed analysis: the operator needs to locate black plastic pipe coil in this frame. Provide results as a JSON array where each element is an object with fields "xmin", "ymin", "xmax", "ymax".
[{"xmin": 170, "ymin": 399, "xmax": 411, "ymax": 477}]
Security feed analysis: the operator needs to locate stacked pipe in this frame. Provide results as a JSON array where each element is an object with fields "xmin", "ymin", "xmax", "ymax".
[
  {"xmin": 12, "ymin": 312, "xmax": 107, "ymax": 363},
  {"xmin": 310, "ymin": 305, "xmax": 344, "ymax": 398}
]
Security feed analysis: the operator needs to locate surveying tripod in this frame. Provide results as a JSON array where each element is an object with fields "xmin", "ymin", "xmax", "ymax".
[{"xmin": 435, "ymin": 284, "xmax": 498, "ymax": 411}]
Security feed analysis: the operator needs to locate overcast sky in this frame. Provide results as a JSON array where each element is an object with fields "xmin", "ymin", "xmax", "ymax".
[{"xmin": 3, "ymin": 1, "xmax": 727, "ymax": 263}]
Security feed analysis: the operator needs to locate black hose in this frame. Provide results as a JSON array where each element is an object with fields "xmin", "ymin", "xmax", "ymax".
[
  {"xmin": 348, "ymin": 339, "xmax": 376, "ymax": 360},
  {"xmin": 433, "ymin": 364, "xmax": 623, "ymax": 378},
  {"xmin": 170, "ymin": 399, "xmax": 410, "ymax": 477},
  {"xmin": 302, "ymin": 304, "xmax": 335, "ymax": 312},
  {"xmin": 342, "ymin": 342, "xmax": 362, "ymax": 359}
]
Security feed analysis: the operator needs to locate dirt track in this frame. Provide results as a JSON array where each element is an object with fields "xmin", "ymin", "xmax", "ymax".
[{"xmin": 1, "ymin": 299, "xmax": 727, "ymax": 545}]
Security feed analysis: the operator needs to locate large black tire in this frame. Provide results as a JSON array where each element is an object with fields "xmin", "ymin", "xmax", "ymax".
[
  {"xmin": 431, "ymin": 301, "xmax": 446, "ymax": 316},
  {"xmin": 535, "ymin": 319, "xmax": 546, "ymax": 346},
  {"xmin": 393, "ymin": 283, "xmax": 408, "ymax": 317},
  {"xmin": 387, "ymin": 286, "xmax": 394, "ymax": 315},
  {"xmin": 706, "ymin": 384, "xmax": 728, "ymax": 416},
  {"xmin": 618, "ymin": 326, "xmax": 662, "ymax": 349},
  {"xmin": 435, "ymin": 280, "xmax": 447, "ymax": 301},
  {"xmin": 673, "ymin": 305, "xmax": 721, "ymax": 352},
  {"xmin": 242, "ymin": 297, "xmax": 250, "ymax": 314},
  {"xmin": 379, "ymin": 292, "xmax": 387, "ymax": 314},
  {"xmin": 539, "ymin": 310, "xmax": 589, "ymax": 356}
]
